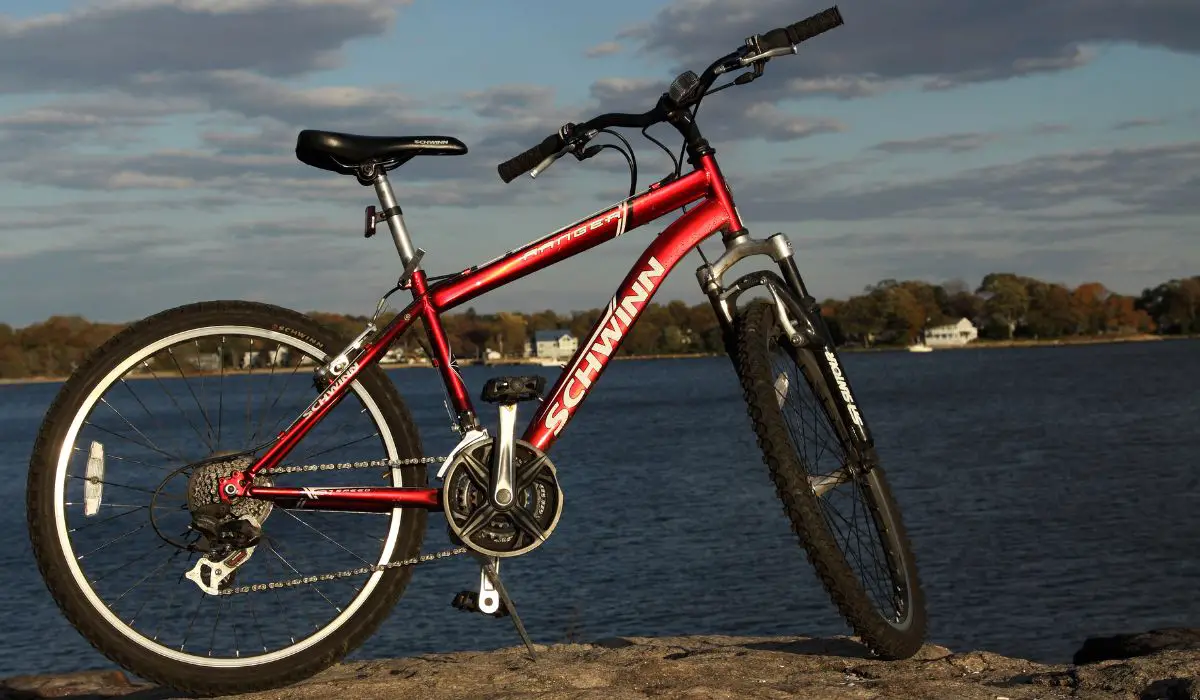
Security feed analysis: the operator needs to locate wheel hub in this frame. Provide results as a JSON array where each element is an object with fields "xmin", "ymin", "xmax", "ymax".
[{"xmin": 187, "ymin": 455, "xmax": 272, "ymax": 523}]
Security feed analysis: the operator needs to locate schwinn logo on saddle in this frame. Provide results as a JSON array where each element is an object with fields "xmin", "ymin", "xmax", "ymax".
[
  {"xmin": 822, "ymin": 348, "xmax": 866, "ymax": 435},
  {"xmin": 543, "ymin": 256, "xmax": 665, "ymax": 435}
]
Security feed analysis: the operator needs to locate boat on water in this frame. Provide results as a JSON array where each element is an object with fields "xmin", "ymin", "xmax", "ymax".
[{"xmin": 907, "ymin": 326, "xmax": 934, "ymax": 352}]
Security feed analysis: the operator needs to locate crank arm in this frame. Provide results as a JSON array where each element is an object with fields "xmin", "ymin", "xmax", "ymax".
[{"xmin": 491, "ymin": 403, "xmax": 518, "ymax": 509}]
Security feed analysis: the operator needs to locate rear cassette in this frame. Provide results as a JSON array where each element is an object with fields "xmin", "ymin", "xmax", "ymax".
[{"xmin": 442, "ymin": 438, "xmax": 563, "ymax": 558}]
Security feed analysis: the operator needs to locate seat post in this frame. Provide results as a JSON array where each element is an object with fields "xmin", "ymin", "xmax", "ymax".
[{"xmin": 371, "ymin": 171, "xmax": 418, "ymax": 264}]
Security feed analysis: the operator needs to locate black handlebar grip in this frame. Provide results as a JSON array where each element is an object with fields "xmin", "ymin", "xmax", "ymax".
[
  {"xmin": 786, "ymin": 6, "xmax": 844, "ymax": 44},
  {"xmin": 497, "ymin": 132, "xmax": 564, "ymax": 183},
  {"xmin": 758, "ymin": 6, "xmax": 844, "ymax": 51}
]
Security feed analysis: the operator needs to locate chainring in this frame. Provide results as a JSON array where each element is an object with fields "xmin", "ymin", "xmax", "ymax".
[{"xmin": 443, "ymin": 438, "xmax": 563, "ymax": 558}]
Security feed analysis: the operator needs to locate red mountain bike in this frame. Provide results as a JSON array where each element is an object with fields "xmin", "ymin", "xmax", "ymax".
[{"xmin": 26, "ymin": 7, "xmax": 925, "ymax": 694}]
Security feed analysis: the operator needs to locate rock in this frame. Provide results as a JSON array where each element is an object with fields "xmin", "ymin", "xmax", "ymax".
[
  {"xmin": 1074, "ymin": 628, "xmax": 1200, "ymax": 665},
  {"xmin": 0, "ymin": 669, "xmax": 158, "ymax": 699},
  {"xmin": 4, "ymin": 634, "xmax": 1199, "ymax": 700}
]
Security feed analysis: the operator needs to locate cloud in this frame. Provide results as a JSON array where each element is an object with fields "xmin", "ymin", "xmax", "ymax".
[
  {"xmin": 872, "ymin": 132, "xmax": 1001, "ymax": 154},
  {"xmin": 739, "ymin": 140, "xmax": 1200, "ymax": 222},
  {"xmin": 585, "ymin": 42, "xmax": 623, "ymax": 58},
  {"xmin": 1112, "ymin": 117, "xmax": 1166, "ymax": 130},
  {"xmin": 784, "ymin": 75, "xmax": 896, "ymax": 99},
  {"xmin": 0, "ymin": 0, "xmax": 404, "ymax": 94},
  {"xmin": 462, "ymin": 84, "xmax": 558, "ymax": 120},
  {"xmin": 619, "ymin": 0, "xmax": 1200, "ymax": 93}
]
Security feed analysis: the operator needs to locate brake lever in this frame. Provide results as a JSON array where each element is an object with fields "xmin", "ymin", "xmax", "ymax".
[
  {"xmin": 530, "ymin": 129, "xmax": 598, "ymax": 178},
  {"xmin": 529, "ymin": 149, "xmax": 566, "ymax": 179}
]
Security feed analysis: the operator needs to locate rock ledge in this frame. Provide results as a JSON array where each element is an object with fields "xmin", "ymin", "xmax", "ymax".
[{"xmin": 4, "ymin": 634, "xmax": 1199, "ymax": 699}]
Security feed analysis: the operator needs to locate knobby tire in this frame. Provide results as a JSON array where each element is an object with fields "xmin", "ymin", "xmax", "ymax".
[
  {"xmin": 25, "ymin": 300, "xmax": 428, "ymax": 695},
  {"xmin": 733, "ymin": 298, "xmax": 927, "ymax": 659}
]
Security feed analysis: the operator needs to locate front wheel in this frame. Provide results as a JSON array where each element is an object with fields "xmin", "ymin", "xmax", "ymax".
[
  {"xmin": 26, "ymin": 300, "xmax": 427, "ymax": 694},
  {"xmin": 734, "ymin": 298, "xmax": 926, "ymax": 658}
]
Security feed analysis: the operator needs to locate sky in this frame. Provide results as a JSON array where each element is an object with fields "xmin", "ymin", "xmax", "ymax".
[{"xmin": 0, "ymin": 0, "xmax": 1197, "ymax": 326}]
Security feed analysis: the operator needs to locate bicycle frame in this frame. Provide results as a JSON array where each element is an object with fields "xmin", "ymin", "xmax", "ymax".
[{"xmin": 223, "ymin": 154, "xmax": 747, "ymax": 513}]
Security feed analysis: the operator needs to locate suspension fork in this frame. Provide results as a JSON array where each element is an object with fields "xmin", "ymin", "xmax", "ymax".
[
  {"xmin": 696, "ymin": 229, "xmax": 876, "ymax": 457},
  {"xmin": 696, "ymin": 230, "xmax": 822, "ymax": 344}
]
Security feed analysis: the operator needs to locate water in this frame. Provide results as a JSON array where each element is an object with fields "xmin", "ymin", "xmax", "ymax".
[{"xmin": 1, "ymin": 340, "xmax": 1197, "ymax": 677}]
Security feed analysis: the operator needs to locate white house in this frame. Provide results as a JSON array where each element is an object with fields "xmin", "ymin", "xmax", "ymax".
[
  {"xmin": 924, "ymin": 318, "xmax": 979, "ymax": 347},
  {"xmin": 525, "ymin": 329, "xmax": 578, "ymax": 361}
]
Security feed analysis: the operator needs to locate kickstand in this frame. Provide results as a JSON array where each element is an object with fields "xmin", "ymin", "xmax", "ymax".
[{"xmin": 481, "ymin": 561, "xmax": 537, "ymax": 661}]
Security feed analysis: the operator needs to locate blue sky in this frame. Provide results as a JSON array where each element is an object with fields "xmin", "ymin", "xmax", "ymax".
[{"xmin": 0, "ymin": 0, "xmax": 1197, "ymax": 326}]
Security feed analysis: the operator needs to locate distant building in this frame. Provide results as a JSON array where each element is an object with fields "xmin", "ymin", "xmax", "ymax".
[
  {"xmin": 191, "ymin": 353, "xmax": 223, "ymax": 371},
  {"xmin": 241, "ymin": 346, "xmax": 291, "ymax": 368},
  {"xmin": 525, "ymin": 329, "xmax": 578, "ymax": 361},
  {"xmin": 924, "ymin": 318, "xmax": 979, "ymax": 347}
]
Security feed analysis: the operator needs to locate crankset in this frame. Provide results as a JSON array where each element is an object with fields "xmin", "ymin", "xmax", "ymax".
[{"xmin": 442, "ymin": 376, "xmax": 564, "ymax": 559}]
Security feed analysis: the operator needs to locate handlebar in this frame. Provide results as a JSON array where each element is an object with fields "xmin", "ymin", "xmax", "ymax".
[
  {"xmin": 496, "ymin": 6, "xmax": 844, "ymax": 183},
  {"xmin": 497, "ymin": 103, "xmax": 671, "ymax": 183}
]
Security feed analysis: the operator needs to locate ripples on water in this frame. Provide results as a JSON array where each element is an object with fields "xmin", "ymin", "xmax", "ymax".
[{"xmin": 0, "ymin": 339, "xmax": 1196, "ymax": 676}]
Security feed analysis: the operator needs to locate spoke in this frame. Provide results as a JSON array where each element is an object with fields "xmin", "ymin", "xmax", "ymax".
[
  {"xmin": 81, "ymin": 421, "xmax": 180, "ymax": 466},
  {"xmin": 120, "ymin": 377, "xmax": 163, "ymax": 432},
  {"xmin": 76, "ymin": 523, "xmax": 147, "ymax": 560},
  {"xmin": 216, "ymin": 339, "xmax": 225, "ymax": 451},
  {"xmin": 109, "ymin": 548, "xmax": 178, "ymax": 605},
  {"xmin": 72, "ymin": 446, "xmax": 165, "ymax": 471},
  {"xmin": 99, "ymin": 397, "xmax": 178, "ymax": 463},
  {"xmin": 287, "ymin": 400, "xmax": 367, "ymax": 464},
  {"xmin": 141, "ymin": 359, "xmax": 212, "ymax": 458},
  {"xmin": 68, "ymin": 473, "xmax": 164, "ymax": 497},
  {"xmin": 89, "ymin": 538, "xmax": 173, "ymax": 585},
  {"xmin": 166, "ymin": 348, "xmax": 215, "ymax": 453},
  {"xmin": 128, "ymin": 549, "xmax": 185, "ymax": 627},
  {"xmin": 277, "ymin": 509, "xmax": 371, "ymax": 566},
  {"xmin": 292, "ymin": 431, "xmax": 379, "ymax": 465},
  {"xmin": 69, "ymin": 505, "xmax": 147, "ymax": 533},
  {"xmin": 263, "ymin": 540, "xmax": 341, "ymax": 612},
  {"xmin": 248, "ymin": 351, "xmax": 285, "ymax": 445},
  {"xmin": 208, "ymin": 595, "xmax": 225, "ymax": 657},
  {"xmin": 179, "ymin": 580, "xmax": 207, "ymax": 652},
  {"xmin": 245, "ymin": 592, "xmax": 269, "ymax": 653},
  {"xmin": 245, "ymin": 338, "xmax": 256, "ymax": 442}
]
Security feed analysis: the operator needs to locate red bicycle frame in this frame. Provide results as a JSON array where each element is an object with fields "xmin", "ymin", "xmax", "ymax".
[{"xmin": 223, "ymin": 154, "xmax": 743, "ymax": 512}]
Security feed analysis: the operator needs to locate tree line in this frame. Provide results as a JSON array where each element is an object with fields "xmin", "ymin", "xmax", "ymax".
[{"xmin": 1, "ymin": 273, "xmax": 1196, "ymax": 379}]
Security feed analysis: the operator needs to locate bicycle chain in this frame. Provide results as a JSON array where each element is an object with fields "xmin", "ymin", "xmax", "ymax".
[{"xmin": 217, "ymin": 455, "xmax": 475, "ymax": 596}]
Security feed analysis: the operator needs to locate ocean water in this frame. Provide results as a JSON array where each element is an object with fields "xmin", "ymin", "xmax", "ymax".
[{"xmin": 0, "ymin": 339, "xmax": 1197, "ymax": 677}]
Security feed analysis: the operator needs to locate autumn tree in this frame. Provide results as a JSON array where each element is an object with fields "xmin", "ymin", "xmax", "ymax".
[{"xmin": 977, "ymin": 273, "xmax": 1030, "ymax": 339}]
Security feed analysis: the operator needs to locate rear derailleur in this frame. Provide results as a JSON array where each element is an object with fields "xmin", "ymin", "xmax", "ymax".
[{"xmin": 185, "ymin": 504, "xmax": 264, "ymax": 595}]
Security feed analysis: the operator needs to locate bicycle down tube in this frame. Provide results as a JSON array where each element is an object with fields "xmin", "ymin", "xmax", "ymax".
[{"xmin": 225, "ymin": 154, "xmax": 741, "ymax": 512}]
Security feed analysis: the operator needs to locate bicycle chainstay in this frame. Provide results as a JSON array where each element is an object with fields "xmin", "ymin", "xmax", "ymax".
[{"xmin": 215, "ymin": 455, "xmax": 472, "ymax": 596}]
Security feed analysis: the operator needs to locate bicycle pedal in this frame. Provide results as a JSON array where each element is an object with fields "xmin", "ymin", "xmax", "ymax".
[
  {"xmin": 481, "ymin": 375, "xmax": 546, "ymax": 405},
  {"xmin": 451, "ymin": 590, "xmax": 509, "ymax": 617}
]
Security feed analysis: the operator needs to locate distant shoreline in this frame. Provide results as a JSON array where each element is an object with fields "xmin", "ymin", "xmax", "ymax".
[{"xmin": 0, "ymin": 333, "xmax": 1191, "ymax": 386}]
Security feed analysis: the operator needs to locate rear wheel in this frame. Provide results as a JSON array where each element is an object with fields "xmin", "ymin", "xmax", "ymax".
[
  {"xmin": 734, "ymin": 298, "xmax": 926, "ymax": 658},
  {"xmin": 26, "ymin": 300, "xmax": 428, "ymax": 694}
]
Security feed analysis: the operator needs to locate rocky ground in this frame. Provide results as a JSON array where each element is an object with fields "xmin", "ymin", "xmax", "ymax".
[{"xmin": 3, "ymin": 629, "xmax": 1198, "ymax": 700}]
